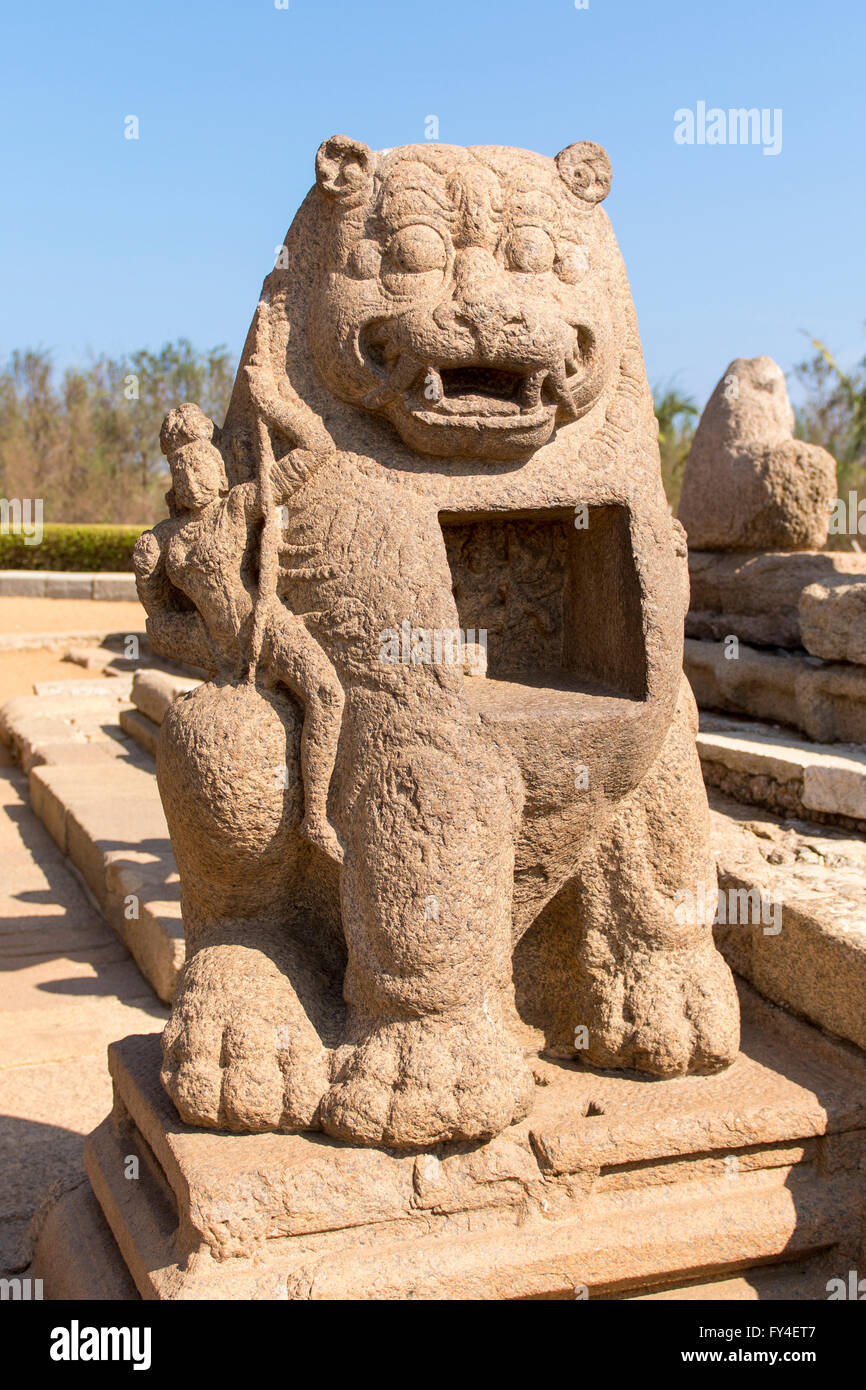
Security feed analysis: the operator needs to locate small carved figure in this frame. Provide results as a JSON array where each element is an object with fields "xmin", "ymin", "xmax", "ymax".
[{"xmin": 135, "ymin": 403, "xmax": 345, "ymax": 864}]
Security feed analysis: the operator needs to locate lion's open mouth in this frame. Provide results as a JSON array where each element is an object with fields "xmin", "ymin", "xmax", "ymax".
[
  {"xmin": 438, "ymin": 366, "xmax": 525, "ymax": 408},
  {"xmin": 358, "ymin": 321, "xmax": 597, "ymax": 429},
  {"xmin": 410, "ymin": 361, "xmax": 586, "ymax": 422}
]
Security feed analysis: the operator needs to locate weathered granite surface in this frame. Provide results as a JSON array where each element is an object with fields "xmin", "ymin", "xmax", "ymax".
[
  {"xmin": 800, "ymin": 580, "xmax": 866, "ymax": 667},
  {"xmin": 710, "ymin": 790, "xmax": 866, "ymax": 1052},
  {"xmin": 684, "ymin": 636, "xmax": 866, "ymax": 744},
  {"xmin": 698, "ymin": 713, "xmax": 866, "ymax": 829}
]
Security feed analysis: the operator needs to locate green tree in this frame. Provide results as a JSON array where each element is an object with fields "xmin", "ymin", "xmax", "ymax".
[
  {"xmin": 0, "ymin": 341, "xmax": 236, "ymax": 523},
  {"xmin": 793, "ymin": 332, "xmax": 866, "ymax": 498},
  {"xmin": 653, "ymin": 383, "xmax": 699, "ymax": 511}
]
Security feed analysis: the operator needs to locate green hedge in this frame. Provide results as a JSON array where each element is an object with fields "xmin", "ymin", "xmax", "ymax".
[{"xmin": 0, "ymin": 524, "xmax": 146, "ymax": 572}]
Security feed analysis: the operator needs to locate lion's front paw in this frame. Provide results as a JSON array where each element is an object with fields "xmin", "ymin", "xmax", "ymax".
[
  {"xmin": 161, "ymin": 940, "xmax": 332, "ymax": 1131},
  {"xmin": 577, "ymin": 941, "xmax": 740, "ymax": 1077},
  {"xmin": 318, "ymin": 1008, "xmax": 534, "ymax": 1149}
]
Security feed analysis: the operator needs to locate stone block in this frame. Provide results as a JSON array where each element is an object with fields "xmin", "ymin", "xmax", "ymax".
[
  {"xmin": 686, "ymin": 549, "xmax": 866, "ymax": 649},
  {"xmin": 800, "ymin": 580, "xmax": 866, "ymax": 666},
  {"xmin": 130, "ymin": 669, "xmax": 200, "ymax": 727},
  {"xmin": 711, "ymin": 791, "xmax": 866, "ymax": 1051},
  {"xmin": 91, "ymin": 574, "xmax": 138, "ymax": 601},
  {"xmin": 685, "ymin": 637, "xmax": 866, "ymax": 743},
  {"xmin": 27, "ymin": 762, "xmax": 182, "ymax": 1002},
  {"xmin": 696, "ymin": 714, "xmax": 866, "ymax": 823},
  {"xmin": 119, "ymin": 707, "xmax": 160, "ymax": 757}
]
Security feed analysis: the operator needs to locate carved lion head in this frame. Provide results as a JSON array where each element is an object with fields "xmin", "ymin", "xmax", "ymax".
[{"xmin": 304, "ymin": 137, "xmax": 617, "ymax": 461}]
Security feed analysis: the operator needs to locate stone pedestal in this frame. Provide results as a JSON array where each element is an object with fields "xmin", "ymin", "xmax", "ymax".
[{"xmin": 33, "ymin": 984, "xmax": 866, "ymax": 1300}]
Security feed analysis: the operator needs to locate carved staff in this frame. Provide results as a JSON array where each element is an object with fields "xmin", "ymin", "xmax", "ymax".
[
  {"xmin": 248, "ymin": 412, "xmax": 280, "ymax": 681},
  {"xmin": 244, "ymin": 297, "xmax": 335, "ymax": 681}
]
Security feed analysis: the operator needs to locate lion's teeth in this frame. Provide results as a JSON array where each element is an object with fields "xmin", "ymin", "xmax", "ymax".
[
  {"xmin": 519, "ymin": 370, "xmax": 545, "ymax": 412},
  {"xmin": 547, "ymin": 364, "xmax": 580, "ymax": 419},
  {"xmin": 421, "ymin": 367, "xmax": 443, "ymax": 404},
  {"xmin": 363, "ymin": 352, "xmax": 423, "ymax": 407}
]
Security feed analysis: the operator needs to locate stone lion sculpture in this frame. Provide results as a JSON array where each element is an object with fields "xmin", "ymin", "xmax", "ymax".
[{"xmin": 135, "ymin": 135, "xmax": 739, "ymax": 1150}]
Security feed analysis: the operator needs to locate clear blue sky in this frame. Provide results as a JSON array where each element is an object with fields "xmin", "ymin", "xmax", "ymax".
[{"xmin": 1, "ymin": 0, "xmax": 863, "ymax": 409}]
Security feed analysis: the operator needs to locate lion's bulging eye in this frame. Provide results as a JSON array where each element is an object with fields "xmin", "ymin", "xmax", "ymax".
[
  {"xmin": 382, "ymin": 224, "xmax": 448, "ymax": 276},
  {"xmin": 506, "ymin": 227, "xmax": 556, "ymax": 274},
  {"xmin": 556, "ymin": 244, "xmax": 590, "ymax": 284}
]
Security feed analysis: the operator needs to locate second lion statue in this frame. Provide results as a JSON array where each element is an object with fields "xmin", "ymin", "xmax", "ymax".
[{"xmin": 135, "ymin": 134, "xmax": 740, "ymax": 1150}]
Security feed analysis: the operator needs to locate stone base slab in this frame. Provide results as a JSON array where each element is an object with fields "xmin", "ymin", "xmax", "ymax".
[
  {"xmin": 34, "ymin": 987, "xmax": 866, "ymax": 1300},
  {"xmin": 685, "ymin": 637, "xmax": 866, "ymax": 744},
  {"xmin": 30, "ymin": 1180, "xmax": 140, "ymax": 1300}
]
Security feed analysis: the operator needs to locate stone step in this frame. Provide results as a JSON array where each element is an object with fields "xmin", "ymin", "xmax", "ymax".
[
  {"xmin": 697, "ymin": 711, "xmax": 866, "ymax": 826},
  {"xmin": 0, "ymin": 688, "xmax": 137, "ymax": 775},
  {"xmin": 0, "ymin": 628, "xmax": 145, "ymax": 655},
  {"xmin": 709, "ymin": 786, "xmax": 866, "ymax": 1054},
  {"xmin": 0, "ymin": 752, "xmax": 167, "ymax": 1276},
  {"xmin": 686, "ymin": 549, "xmax": 866, "ymax": 651},
  {"xmin": 30, "ymin": 763, "xmax": 183, "ymax": 1004},
  {"xmin": 32, "ymin": 676, "xmax": 133, "ymax": 700},
  {"xmin": 117, "ymin": 670, "xmax": 203, "ymax": 758},
  {"xmin": 118, "ymin": 708, "xmax": 160, "ymax": 758},
  {"xmin": 685, "ymin": 635, "xmax": 866, "ymax": 744},
  {"xmin": 0, "ymin": 684, "xmax": 183, "ymax": 1003}
]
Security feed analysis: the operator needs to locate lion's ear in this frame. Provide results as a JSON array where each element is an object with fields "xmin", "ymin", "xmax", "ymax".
[
  {"xmin": 555, "ymin": 142, "xmax": 612, "ymax": 204},
  {"xmin": 315, "ymin": 135, "xmax": 374, "ymax": 204}
]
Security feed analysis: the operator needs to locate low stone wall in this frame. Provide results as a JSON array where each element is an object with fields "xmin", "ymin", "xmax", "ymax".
[{"xmin": 0, "ymin": 570, "xmax": 137, "ymax": 600}]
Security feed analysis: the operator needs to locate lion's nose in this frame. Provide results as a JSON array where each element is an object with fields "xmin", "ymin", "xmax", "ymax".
[
  {"xmin": 450, "ymin": 247, "xmax": 527, "ymax": 336},
  {"xmin": 453, "ymin": 246, "xmax": 499, "ymax": 304}
]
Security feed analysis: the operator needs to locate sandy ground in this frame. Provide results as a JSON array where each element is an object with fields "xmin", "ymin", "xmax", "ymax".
[
  {"xmin": 0, "ymin": 595, "xmax": 145, "ymax": 637},
  {"xmin": 0, "ymin": 598, "xmax": 164, "ymax": 1275},
  {"xmin": 0, "ymin": 647, "xmax": 114, "ymax": 703}
]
